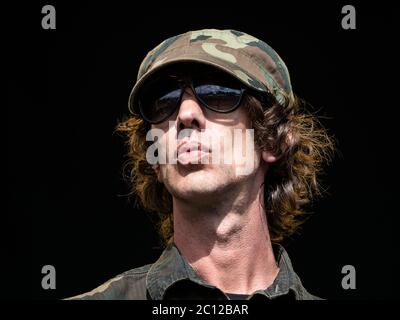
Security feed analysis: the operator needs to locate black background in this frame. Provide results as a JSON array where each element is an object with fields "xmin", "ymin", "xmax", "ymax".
[{"xmin": 6, "ymin": 1, "xmax": 398, "ymax": 300}]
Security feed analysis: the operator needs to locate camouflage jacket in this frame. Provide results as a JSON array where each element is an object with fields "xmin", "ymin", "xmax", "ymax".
[{"xmin": 68, "ymin": 243, "xmax": 321, "ymax": 300}]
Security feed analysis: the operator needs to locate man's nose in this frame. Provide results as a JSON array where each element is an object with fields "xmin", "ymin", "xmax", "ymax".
[{"xmin": 177, "ymin": 89, "xmax": 206, "ymax": 131}]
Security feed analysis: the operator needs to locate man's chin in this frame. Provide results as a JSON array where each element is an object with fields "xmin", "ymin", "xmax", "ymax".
[
  {"xmin": 169, "ymin": 174, "xmax": 221, "ymax": 198},
  {"xmin": 173, "ymin": 187, "xmax": 220, "ymax": 203}
]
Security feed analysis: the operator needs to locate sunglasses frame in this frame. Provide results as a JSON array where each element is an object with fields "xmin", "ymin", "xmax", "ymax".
[{"xmin": 138, "ymin": 73, "xmax": 247, "ymax": 124}]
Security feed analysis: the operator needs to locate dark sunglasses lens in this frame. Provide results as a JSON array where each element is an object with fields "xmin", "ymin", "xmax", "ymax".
[
  {"xmin": 194, "ymin": 75, "xmax": 243, "ymax": 112},
  {"xmin": 139, "ymin": 79, "xmax": 181, "ymax": 123}
]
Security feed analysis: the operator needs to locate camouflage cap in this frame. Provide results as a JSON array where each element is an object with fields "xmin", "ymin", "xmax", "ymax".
[{"xmin": 128, "ymin": 29, "xmax": 293, "ymax": 114}]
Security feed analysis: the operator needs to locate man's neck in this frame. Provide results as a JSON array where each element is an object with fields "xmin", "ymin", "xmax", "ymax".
[{"xmin": 173, "ymin": 180, "xmax": 279, "ymax": 295}]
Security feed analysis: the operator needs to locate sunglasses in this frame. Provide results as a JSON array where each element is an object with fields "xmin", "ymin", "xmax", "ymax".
[{"xmin": 137, "ymin": 68, "xmax": 247, "ymax": 124}]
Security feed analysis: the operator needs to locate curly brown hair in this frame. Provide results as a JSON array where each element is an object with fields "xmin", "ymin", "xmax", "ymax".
[{"xmin": 116, "ymin": 89, "xmax": 334, "ymax": 246}]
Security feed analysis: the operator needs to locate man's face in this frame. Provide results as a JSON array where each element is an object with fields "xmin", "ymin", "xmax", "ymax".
[{"xmin": 149, "ymin": 75, "xmax": 267, "ymax": 203}]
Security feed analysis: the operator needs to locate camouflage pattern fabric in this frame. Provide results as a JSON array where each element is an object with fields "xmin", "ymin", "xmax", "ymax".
[
  {"xmin": 66, "ymin": 243, "xmax": 321, "ymax": 300},
  {"xmin": 128, "ymin": 29, "xmax": 293, "ymax": 114}
]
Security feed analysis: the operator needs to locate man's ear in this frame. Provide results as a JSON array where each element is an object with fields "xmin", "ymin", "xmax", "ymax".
[
  {"xmin": 153, "ymin": 164, "xmax": 163, "ymax": 183},
  {"xmin": 261, "ymin": 132, "xmax": 294, "ymax": 163},
  {"xmin": 262, "ymin": 150, "xmax": 280, "ymax": 163}
]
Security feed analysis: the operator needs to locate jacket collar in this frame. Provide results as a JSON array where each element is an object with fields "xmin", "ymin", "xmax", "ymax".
[{"xmin": 146, "ymin": 242, "xmax": 302, "ymax": 300}]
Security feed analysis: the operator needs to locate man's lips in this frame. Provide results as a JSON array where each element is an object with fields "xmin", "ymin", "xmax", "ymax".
[
  {"xmin": 177, "ymin": 140, "xmax": 210, "ymax": 156},
  {"xmin": 177, "ymin": 140, "xmax": 210, "ymax": 164}
]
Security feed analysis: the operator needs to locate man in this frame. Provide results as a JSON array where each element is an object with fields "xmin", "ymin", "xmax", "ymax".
[{"xmin": 69, "ymin": 29, "xmax": 333, "ymax": 300}]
